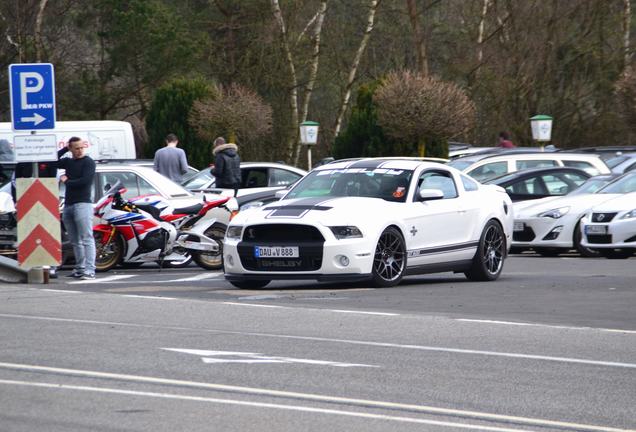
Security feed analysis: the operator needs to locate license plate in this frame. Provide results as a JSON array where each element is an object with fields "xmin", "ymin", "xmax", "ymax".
[
  {"xmin": 585, "ymin": 225, "xmax": 607, "ymax": 234},
  {"xmin": 254, "ymin": 246, "xmax": 299, "ymax": 258},
  {"xmin": 513, "ymin": 222, "xmax": 525, "ymax": 232}
]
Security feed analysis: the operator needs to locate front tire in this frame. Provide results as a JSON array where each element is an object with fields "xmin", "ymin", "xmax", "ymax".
[
  {"xmin": 573, "ymin": 222, "xmax": 601, "ymax": 258},
  {"xmin": 371, "ymin": 227, "xmax": 406, "ymax": 287},
  {"xmin": 192, "ymin": 225, "xmax": 226, "ymax": 270},
  {"xmin": 229, "ymin": 280, "xmax": 270, "ymax": 289},
  {"xmin": 465, "ymin": 220, "xmax": 505, "ymax": 281},
  {"xmin": 94, "ymin": 231, "xmax": 124, "ymax": 272}
]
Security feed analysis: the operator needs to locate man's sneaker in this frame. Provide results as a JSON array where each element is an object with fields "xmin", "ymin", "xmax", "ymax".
[
  {"xmin": 49, "ymin": 270, "xmax": 58, "ymax": 279},
  {"xmin": 80, "ymin": 273, "xmax": 95, "ymax": 280},
  {"xmin": 66, "ymin": 271, "xmax": 83, "ymax": 278}
]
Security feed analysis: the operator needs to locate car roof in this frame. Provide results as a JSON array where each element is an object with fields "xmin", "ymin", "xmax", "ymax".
[
  {"xmin": 484, "ymin": 166, "xmax": 591, "ymax": 184},
  {"xmin": 312, "ymin": 157, "xmax": 452, "ymax": 171}
]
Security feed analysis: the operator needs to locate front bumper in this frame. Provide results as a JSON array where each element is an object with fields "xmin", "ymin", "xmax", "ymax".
[
  {"xmin": 512, "ymin": 217, "xmax": 573, "ymax": 249},
  {"xmin": 581, "ymin": 219, "xmax": 636, "ymax": 249}
]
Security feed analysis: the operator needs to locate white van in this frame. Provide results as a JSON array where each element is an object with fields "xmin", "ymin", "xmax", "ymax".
[
  {"xmin": 0, "ymin": 120, "xmax": 136, "ymax": 163},
  {"xmin": 448, "ymin": 152, "xmax": 611, "ymax": 183}
]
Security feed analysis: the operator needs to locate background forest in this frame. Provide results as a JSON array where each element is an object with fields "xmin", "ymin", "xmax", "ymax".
[{"xmin": 2, "ymin": 0, "xmax": 636, "ymax": 169}]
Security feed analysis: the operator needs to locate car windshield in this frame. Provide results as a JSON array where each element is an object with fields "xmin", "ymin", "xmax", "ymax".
[
  {"xmin": 139, "ymin": 168, "xmax": 193, "ymax": 198},
  {"xmin": 604, "ymin": 155, "xmax": 629, "ymax": 169},
  {"xmin": 285, "ymin": 167, "xmax": 413, "ymax": 202},
  {"xmin": 446, "ymin": 159, "xmax": 474, "ymax": 170},
  {"xmin": 597, "ymin": 172, "xmax": 636, "ymax": 194},
  {"xmin": 182, "ymin": 167, "xmax": 215, "ymax": 189},
  {"xmin": 567, "ymin": 176, "xmax": 616, "ymax": 195}
]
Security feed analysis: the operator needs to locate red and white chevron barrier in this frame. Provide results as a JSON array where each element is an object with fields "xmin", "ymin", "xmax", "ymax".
[{"xmin": 16, "ymin": 178, "xmax": 61, "ymax": 268}]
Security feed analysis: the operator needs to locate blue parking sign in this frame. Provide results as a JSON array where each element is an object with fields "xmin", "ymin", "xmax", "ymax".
[{"xmin": 9, "ymin": 63, "xmax": 56, "ymax": 130}]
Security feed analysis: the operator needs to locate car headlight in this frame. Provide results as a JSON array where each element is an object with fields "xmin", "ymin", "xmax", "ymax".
[
  {"xmin": 620, "ymin": 208, "xmax": 636, "ymax": 220},
  {"xmin": 329, "ymin": 226, "xmax": 363, "ymax": 239},
  {"xmin": 537, "ymin": 206, "xmax": 570, "ymax": 219},
  {"xmin": 225, "ymin": 225, "xmax": 243, "ymax": 240}
]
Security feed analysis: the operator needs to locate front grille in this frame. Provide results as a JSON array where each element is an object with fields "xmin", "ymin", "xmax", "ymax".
[
  {"xmin": 592, "ymin": 212, "xmax": 617, "ymax": 223},
  {"xmin": 238, "ymin": 224, "xmax": 325, "ymax": 272},
  {"xmin": 513, "ymin": 226, "xmax": 536, "ymax": 242},
  {"xmin": 587, "ymin": 234, "xmax": 612, "ymax": 244},
  {"xmin": 242, "ymin": 224, "xmax": 325, "ymax": 242},
  {"xmin": 238, "ymin": 244, "xmax": 323, "ymax": 271}
]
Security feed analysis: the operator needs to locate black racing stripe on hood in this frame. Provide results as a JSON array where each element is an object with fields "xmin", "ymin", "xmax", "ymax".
[{"xmin": 264, "ymin": 197, "xmax": 333, "ymax": 218}]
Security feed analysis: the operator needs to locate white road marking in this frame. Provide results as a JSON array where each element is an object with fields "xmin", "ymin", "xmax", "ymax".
[
  {"xmin": 0, "ymin": 379, "xmax": 535, "ymax": 432},
  {"xmin": 455, "ymin": 319, "xmax": 636, "ymax": 335},
  {"xmin": 0, "ymin": 365, "xmax": 631, "ymax": 432},
  {"xmin": 222, "ymin": 302, "xmax": 284, "ymax": 309},
  {"xmin": 330, "ymin": 309, "xmax": 399, "ymax": 316},
  {"xmin": 0, "ymin": 312, "xmax": 634, "ymax": 370},
  {"xmin": 40, "ymin": 289, "xmax": 82, "ymax": 294},
  {"xmin": 170, "ymin": 272, "xmax": 223, "ymax": 282},
  {"xmin": 161, "ymin": 348, "xmax": 378, "ymax": 368},
  {"xmin": 68, "ymin": 275, "xmax": 135, "ymax": 284},
  {"xmin": 121, "ymin": 295, "xmax": 177, "ymax": 300}
]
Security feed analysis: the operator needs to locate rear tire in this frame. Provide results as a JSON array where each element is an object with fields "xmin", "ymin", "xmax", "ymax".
[
  {"xmin": 192, "ymin": 225, "xmax": 226, "ymax": 270},
  {"xmin": 465, "ymin": 220, "xmax": 505, "ymax": 281},
  {"xmin": 94, "ymin": 231, "xmax": 124, "ymax": 272},
  {"xmin": 229, "ymin": 280, "xmax": 270, "ymax": 289}
]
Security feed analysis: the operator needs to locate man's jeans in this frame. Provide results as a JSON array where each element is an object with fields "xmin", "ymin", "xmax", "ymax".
[{"xmin": 62, "ymin": 202, "xmax": 96, "ymax": 275}]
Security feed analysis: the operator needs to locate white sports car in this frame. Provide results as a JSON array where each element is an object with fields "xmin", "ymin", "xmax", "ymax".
[
  {"xmin": 511, "ymin": 172, "xmax": 635, "ymax": 257},
  {"xmin": 580, "ymin": 191, "xmax": 636, "ymax": 258},
  {"xmin": 223, "ymin": 158, "xmax": 513, "ymax": 289}
]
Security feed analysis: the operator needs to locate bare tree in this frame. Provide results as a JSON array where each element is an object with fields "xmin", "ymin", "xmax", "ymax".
[
  {"xmin": 333, "ymin": 0, "xmax": 381, "ymax": 140},
  {"xmin": 405, "ymin": 0, "xmax": 428, "ymax": 76},
  {"xmin": 624, "ymin": 0, "xmax": 632, "ymax": 70},
  {"xmin": 294, "ymin": 0, "xmax": 328, "ymax": 166},
  {"xmin": 34, "ymin": 0, "xmax": 48, "ymax": 62}
]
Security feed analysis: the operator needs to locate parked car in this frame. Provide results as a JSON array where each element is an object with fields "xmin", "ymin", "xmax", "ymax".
[
  {"xmin": 223, "ymin": 158, "xmax": 513, "ymax": 289},
  {"xmin": 558, "ymin": 145, "xmax": 636, "ymax": 161},
  {"xmin": 512, "ymin": 172, "xmax": 636, "ymax": 257},
  {"xmin": 96, "ymin": 158, "xmax": 200, "ymax": 182},
  {"xmin": 604, "ymin": 152, "xmax": 636, "ymax": 174},
  {"xmin": 483, "ymin": 167, "xmax": 590, "ymax": 202},
  {"xmin": 447, "ymin": 151, "xmax": 610, "ymax": 183},
  {"xmin": 181, "ymin": 162, "xmax": 307, "ymax": 197},
  {"xmin": 580, "ymin": 190, "xmax": 636, "ymax": 258}
]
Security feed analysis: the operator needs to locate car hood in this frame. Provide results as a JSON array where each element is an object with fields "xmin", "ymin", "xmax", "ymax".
[
  {"xmin": 234, "ymin": 196, "xmax": 397, "ymax": 226},
  {"xmin": 587, "ymin": 191, "xmax": 636, "ymax": 212},
  {"xmin": 514, "ymin": 193, "xmax": 622, "ymax": 217}
]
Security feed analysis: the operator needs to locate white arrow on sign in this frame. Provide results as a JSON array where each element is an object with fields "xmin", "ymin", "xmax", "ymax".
[
  {"xmin": 161, "ymin": 348, "xmax": 377, "ymax": 368},
  {"xmin": 20, "ymin": 113, "xmax": 46, "ymax": 126}
]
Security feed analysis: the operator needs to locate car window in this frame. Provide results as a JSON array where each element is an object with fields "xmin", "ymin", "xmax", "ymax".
[
  {"xmin": 516, "ymin": 159, "xmax": 557, "ymax": 170},
  {"xmin": 137, "ymin": 176, "xmax": 160, "ymax": 196},
  {"xmin": 468, "ymin": 161, "xmax": 508, "ymax": 182},
  {"xmin": 605, "ymin": 155, "xmax": 629, "ymax": 169},
  {"xmin": 98, "ymin": 172, "xmax": 140, "ymax": 199},
  {"xmin": 561, "ymin": 160, "xmax": 599, "ymax": 175},
  {"xmin": 242, "ymin": 168, "xmax": 268, "ymax": 188},
  {"xmin": 460, "ymin": 174, "xmax": 479, "ymax": 191},
  {"xmin": 270, "ymin": 168, "xmax": 303, "ymax": 187},
  {"xmin": 625, "ymin": 161, "xmax": 636, "ymax": 173},
  {"xmin": 542, "ymin": 174, "xmax": 583, "ymax": 195},
  {"xmin": 418, "ymin": 170, "xmax": 458, "ymax": 199}
]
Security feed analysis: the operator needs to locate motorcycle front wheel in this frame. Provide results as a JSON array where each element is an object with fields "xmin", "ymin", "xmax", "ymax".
[
  {"xmin": 94, "ymin": 231, "xmax": 124, "ymax": 272},
  {"xmin": 192, "ymin": 224, "xmax": 226, "ymax": 270}
]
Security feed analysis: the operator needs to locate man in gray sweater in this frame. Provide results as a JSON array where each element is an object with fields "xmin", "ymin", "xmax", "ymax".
[{"xmin": 153, "ymin": 133, "xmax": 189, "ymax": 182}]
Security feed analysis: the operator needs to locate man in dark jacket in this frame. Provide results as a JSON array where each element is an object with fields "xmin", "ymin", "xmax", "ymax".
[{"xmin": 211, "ymin": 136, "xmax": 241, "ymax": 196}]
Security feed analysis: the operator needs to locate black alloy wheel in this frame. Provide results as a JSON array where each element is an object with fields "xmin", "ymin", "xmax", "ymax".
[
  {"xmin": 371, "ymin": 227, "xmax": 406, "ymax": 287},
  {"xmin": 465, "ymin": 220, "xmax": 505, "ymax": 281}
]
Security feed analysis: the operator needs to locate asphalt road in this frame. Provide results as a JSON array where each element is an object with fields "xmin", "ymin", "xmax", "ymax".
[{"xmin": 0, "ymin": 254, "xmax": 634, "ymax": 431}]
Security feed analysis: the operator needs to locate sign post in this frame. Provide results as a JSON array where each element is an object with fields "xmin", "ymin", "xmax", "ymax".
[{"xmin": 8, "ymin": 63, "xmax": 60, "ymax": 278}]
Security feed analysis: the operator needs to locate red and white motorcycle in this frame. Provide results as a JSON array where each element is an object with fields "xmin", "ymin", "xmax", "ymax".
[{"xmin": 93, "ymin": 182, "xmax": 236, "ymax": 271}]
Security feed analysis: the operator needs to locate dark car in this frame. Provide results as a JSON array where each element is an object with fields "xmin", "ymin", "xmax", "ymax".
[{"xmin": 483, "ymin": 166, "xmax": 591, "ymax": 202}]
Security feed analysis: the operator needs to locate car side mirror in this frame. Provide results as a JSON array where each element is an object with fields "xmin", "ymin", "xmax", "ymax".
[{"xmin": 417, "ymin": 188, "xmax": 444, "ymax": 201}]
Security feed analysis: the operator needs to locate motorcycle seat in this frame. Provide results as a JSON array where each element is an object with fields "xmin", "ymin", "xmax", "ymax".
[{"xmin": 173, "ymin": 203, "xmax": 204, "ymax": 215}]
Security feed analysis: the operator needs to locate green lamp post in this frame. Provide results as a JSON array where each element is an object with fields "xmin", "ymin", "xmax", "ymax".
[
  {"xmin": 530, "ymin": 114, "xmax": 553, "ymax": 150},
  {"xmin": 299, "ymin": 121, "xmax": 319, "ymax": 170}
]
